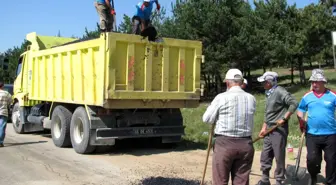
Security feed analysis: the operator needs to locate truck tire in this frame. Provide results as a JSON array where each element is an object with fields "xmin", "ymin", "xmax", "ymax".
[
  {"xmin": 70, "ymin": 106, "xmax": 95, "ymax": 154},
  {"xmin": 51, "ymin": 105, "xmax": 72, "ymax": 147},
  {"xmin": 12, "ymin": 102, "xmax": 24, "ymax": 134}
]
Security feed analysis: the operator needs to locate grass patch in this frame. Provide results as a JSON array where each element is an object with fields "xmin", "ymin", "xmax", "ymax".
[{"xmin": 181, "ymin": 67, "xmax": 336, "ymax": 151}]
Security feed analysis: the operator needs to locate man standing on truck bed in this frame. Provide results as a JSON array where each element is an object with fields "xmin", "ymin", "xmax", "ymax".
[
  {"xmin": 0, "ymin": 81, "xmax": 12, "ymax": 147},
  {"xmin": 94, "ymin": 0, "xmax": 115, "ymax": 32},
  {"xmin": 132, "ymin": 0, "xmax": 160, "ymax": 35}
]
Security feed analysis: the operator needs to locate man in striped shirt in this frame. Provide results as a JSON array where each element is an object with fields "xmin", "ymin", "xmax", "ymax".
[
  {"xmin": 203, "ymin": 68, "xmax": 257, "ymax": 185},
  {"xmin": 0, "ymin": 81, "xmax": 12, "ymax": 147}
]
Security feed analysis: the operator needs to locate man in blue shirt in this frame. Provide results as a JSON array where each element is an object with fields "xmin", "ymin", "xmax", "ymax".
[
  {"xmin": 132, "ymin": 0, "xmax": 160, "ymax": 35},
  {"xmin": 94, "ymin": 0, "xmax": 115, "ymax": 32},
  {"xmin": 297, "ymin": 69, "xmax": 336, "ymax": 185}
]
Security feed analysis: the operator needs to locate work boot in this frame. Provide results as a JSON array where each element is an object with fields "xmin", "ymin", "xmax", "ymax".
[
  {"xmin": 275, "ymin": 180, "xmax": 283, "ymax": 185},
  {"xmin": 308, "ymin": 175, "xmax": 317, "ymax": 185},
  {"xmin": 0, "ymin": 143, "xmax": 4, "ymax": 147},
  {"xmin": 256, "ymin": 180, "xmax": 271, "ymax": 185}
]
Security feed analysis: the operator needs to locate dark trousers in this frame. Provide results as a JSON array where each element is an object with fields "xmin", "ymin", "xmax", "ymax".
[
  {"xmin": 94, "ymin": 2, "xmax": 113, "ymax": 32},
  {"xmin": 132, "ymin": 16, "xmax": 150, "ymax": 35},
  {"xmin": 306, "ymin": 133, "xmax": 336, "ymax": 184},
  {"xmin": 212, "ymin": 135, "xmax": 254, "ymax": 185},
  {"xmin": 260, "ymin": 129, "xmax": 287, "ymax": 182}
]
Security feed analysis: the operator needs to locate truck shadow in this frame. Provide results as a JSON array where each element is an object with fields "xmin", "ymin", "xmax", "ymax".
[
  {"xmin": 94, "ymin": 137, "xmax": 207, "ymax": 156},
  {"xmin": 131, "ymin": 176, "xmax": 209, "ymax": 185},
  {"xmin": 4, "ymin": 141, "xmax": 47, "ymax": 147}
]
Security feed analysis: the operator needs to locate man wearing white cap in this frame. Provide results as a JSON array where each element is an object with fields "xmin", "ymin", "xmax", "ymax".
[
  {"xmin": 203, "ymin": 69, "xmax": 257, "ymax": 185},
  {"xmin": 296, "ymin": 69, "xmax": 336, "ymax": 185},
  {"xmin": 132, "ymin": 0, "xmax": 160, "ymax": 35},
  {"xmin": 256, "ymin": 71, "xmax": 298, "ymax": 185},
  {"xmin": 241, "ymin": 78, "xmax": 248, "ymax": 89}
]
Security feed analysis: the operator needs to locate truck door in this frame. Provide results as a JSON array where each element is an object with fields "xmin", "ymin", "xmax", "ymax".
[{"xmin": 13, "ymin": 55, "xmax": 25, "ymax": 95}]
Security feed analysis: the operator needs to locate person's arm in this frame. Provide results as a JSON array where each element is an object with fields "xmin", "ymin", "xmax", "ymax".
[
  {"xmin": 105, "ymin": 0, "xmax": 112, "ymax": 9},
  {"xmin": 154, "ymin": 0, "xmax": 160, "ymax": 11},
  {"xmin": 277, "ymin": 91, "xmax": 298, "ymax": 125},
  {"xmin": 202, "ymin": 95, "xmax": 221, "ymax": 124},
  {"xmin": 296, "ymin": 98, "xmax": 307, "ymax": 132}
]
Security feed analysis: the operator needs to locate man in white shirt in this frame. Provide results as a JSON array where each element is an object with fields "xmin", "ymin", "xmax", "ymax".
[
  {"xmin": 203, "ymin": 69, "xmax": 257, "ymax": 185},
  {"xmin": 0, "ymin": 81, "xmax": 12, "ymax": 147}
]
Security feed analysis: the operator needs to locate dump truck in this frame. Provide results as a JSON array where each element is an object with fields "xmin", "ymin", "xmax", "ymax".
[{"xmin": 7, "ymin": 32, "xmax": 203, "ymax": 154}]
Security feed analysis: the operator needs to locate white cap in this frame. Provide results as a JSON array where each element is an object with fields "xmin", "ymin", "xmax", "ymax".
[
  {"xmin": 144, "ymin": 0, "xmax": 151, "ymax": 2},
  {"xmin": 257, "ymin": 71, "xmax": 278, "ymax": 82},
  {"xmin": 225, "ymin": 69, "xmax": 243, "ymax": 80},
  {"xmin": 243, "ymin": 78, "xmax": 247, "ymax": 85},
  {"xmin": 309, "ymin": 69, "xmax": 327, "ymax": 82}
]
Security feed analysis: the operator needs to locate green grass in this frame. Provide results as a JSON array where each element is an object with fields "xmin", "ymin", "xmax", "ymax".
[{"xmin": 181, "ymin": 67, "xmax": 336, "ymax": 151}]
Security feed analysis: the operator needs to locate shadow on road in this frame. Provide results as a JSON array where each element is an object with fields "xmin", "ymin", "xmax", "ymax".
[
  {"xmin": 251, "ymin": 172, "xmax": 326, "ymax": 185},
  {"xmin": 132, "ymin": 176, "xmax": 208, "ymax": 185},
  {"xmin": 283, "ymin": 173, "xmax": 325, "ymax": 185},
  {"xmin": 4, "ymin": 140, "xmax": 47, "ymax": 147},
  {"xmin": 93, "ymin": 137, "xmax": 207, "ymax": 156}
]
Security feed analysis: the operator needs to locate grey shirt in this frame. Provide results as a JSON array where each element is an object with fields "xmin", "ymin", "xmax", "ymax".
[{"xmin": 264, "ymin": 85, "xmax": 298, "ymax": 127}]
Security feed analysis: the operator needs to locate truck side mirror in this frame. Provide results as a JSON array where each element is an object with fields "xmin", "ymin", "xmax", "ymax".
[{"xmin": 2, "ymin": 58, "xmax": 9, "ymax": 70}]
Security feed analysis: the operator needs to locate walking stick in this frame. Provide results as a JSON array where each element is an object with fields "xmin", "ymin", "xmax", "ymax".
[{"xmin": 200, "ymin": 123, "xmax": 215, "ymax": 185}]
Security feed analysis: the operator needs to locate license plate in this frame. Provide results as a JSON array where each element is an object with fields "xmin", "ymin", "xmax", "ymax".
[{"xmin": 133, "ymin": 128, "xmax": 155, "ymax": 135}]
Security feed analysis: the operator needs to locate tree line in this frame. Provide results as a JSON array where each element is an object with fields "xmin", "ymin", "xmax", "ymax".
[{"xmin": 1, "ymin": 0, "xmax": 336, "ymax": 98}]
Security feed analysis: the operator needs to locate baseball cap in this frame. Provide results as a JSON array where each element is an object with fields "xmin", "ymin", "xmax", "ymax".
[
  {"xmin": 144, "ymin": 0, "xmax": 151, "ymax": 2},
  {"xmin": 257, "ymin": 71, "xmax": 278, "ymax": 82},
  {"xmin": 225, "ymin": 69, "xmax": 243, "ymax": 80},
  {"xmin": 243, "ymin": 78, "xmax": 248, "ymax": 85},
  {"xmin": 309, "ymin": 69, "xmax": 327, "ymax": 82}
]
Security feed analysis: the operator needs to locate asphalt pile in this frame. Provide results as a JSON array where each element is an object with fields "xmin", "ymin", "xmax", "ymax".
[{"xmin": 132, "ymin": 176, "xmax": 211, "ymax": 185}]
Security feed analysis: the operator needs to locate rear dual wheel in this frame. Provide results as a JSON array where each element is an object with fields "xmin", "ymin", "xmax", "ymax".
[
  {"xmin": 70, "ymin": 107, "xmax": 95, "ymax": 154},
  {"xmin": 51, "ymin": 105, "xmax": 72, "ymax": 147},
  {"xmin": 51, "ymin": 106, "xmax": 95, "ymax": 154}
]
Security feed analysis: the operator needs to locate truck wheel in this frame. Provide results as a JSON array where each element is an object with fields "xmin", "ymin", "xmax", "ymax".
[
  {"xmin": 51, "ymin": 105, "xmax": 72, "ymax": 147},
  {"xmin": 70, "ymin": 106, "xmax": 95, "ymax": 154},
  {"xmin": 12, "ymin": 102, "xmax": 24, "ymax": 134}
]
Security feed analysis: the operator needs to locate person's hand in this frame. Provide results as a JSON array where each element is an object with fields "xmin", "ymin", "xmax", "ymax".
[
  {"xmin": 156, "ymin": 3, "xmax": 161, "ymax": 11},
  {"xmin": 298, "ymin": 117, "xmax": 306, "ymax": 133},
  {"xmin": 110, "ymin": 9, "xmax": 116, "ymax": 15},
  {"xmin": 276, "ymin": 119, "xmax": 285, "ymax": 126},
  {"xmin": 258, "ymin": 128, "xmax": 267, "ymax": 138}
]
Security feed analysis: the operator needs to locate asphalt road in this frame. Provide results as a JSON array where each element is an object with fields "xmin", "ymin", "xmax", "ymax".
[
  {"xmin": 0, "ymin": 124, "xmax": 128, "ymax": 185},
  {"xmin": 0, "ymin": 122, "xmax": 328, "ymax": 185}
]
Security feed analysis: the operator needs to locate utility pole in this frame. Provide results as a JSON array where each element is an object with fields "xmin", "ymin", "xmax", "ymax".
[{"xmin": 332, "ymin": 31, "xmax": 336, "ymax": 69}]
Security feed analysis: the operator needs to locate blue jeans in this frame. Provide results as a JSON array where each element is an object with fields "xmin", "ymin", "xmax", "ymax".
[{"xmin": 0, "ymin": 116, "xmax": 8, "ymax": 144}]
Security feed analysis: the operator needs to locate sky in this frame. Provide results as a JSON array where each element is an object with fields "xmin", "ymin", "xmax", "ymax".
[{"xmin": 0, "ymin": 0, "xmax": 318, "ymax": 53}]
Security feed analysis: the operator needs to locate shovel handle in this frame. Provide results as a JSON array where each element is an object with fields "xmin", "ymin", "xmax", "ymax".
[
  {"xmin": 200, "ymin": 124, "xmax": 215, "ymax": 185},
  {"xmin": 253, "ymin": 124, "xmax": 279, "ymax": 143},
  {"xmin": 294, "ymin": 113, "xmax": 308, "ymax": 176}
]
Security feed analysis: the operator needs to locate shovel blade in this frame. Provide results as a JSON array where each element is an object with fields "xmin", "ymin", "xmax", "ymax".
[{"xmin": 286, "ymin": 164, "xmax": 307, "ymax": 181}]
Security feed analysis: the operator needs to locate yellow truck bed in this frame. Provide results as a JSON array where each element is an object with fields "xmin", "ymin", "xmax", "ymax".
[{"xmin": 25, "ymin": 32, "xmax": 203, "ymax": 109}]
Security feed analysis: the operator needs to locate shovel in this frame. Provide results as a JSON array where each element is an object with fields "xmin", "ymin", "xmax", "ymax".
[
  {"xmin": 252, "ymin": 124, "xmax": 280, "ymax": 143},
  {"xmin": 285, "ymin": 113, "xmax": 308, "ymax": 182}
]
